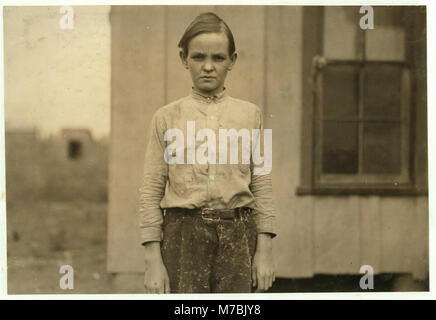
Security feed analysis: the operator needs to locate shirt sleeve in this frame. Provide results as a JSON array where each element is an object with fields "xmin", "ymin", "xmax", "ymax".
[
  {"xmin": 250, "ymin": 107, "xmax": 276, "ymax": 238},
  {"xmin": 138, "ymin": 110, "xmax": 168, "ymax": 244}
]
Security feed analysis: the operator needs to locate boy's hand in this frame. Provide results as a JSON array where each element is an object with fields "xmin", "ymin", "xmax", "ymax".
[
  {"xmin": 144, "ymin": 260, "xmax": 170, "ymax": 293},
  {"xmin": 143, "ymin": 241, "xmax": 170, "ymax": 293},
  {"xmin": 252, "ymin": 233, "xmax": 275, "ymax": 291}
]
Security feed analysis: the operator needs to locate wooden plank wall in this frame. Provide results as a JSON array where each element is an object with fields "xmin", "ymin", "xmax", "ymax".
[
  {"xmin": 109, "ymin": 6, "xmax": 428, "ymax": 279},
  {"xmin": 108, "ymin": 6, "xmax": 166, "ymax": 272}
]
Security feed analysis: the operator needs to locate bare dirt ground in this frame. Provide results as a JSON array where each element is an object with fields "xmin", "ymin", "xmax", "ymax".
[{"xmin": 7, "ymin": 199, "xmax": 112, "ymax": 294}]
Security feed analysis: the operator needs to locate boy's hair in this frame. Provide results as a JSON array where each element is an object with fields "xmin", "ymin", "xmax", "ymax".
[{"xmin": 178, "ymin": 12, "xmax": 236, "ymax": 57}]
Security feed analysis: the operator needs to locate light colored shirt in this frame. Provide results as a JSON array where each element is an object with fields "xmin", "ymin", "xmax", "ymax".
[{"xmin": 138, "ymin": 88, "xmax": 276, "ymax": 244}]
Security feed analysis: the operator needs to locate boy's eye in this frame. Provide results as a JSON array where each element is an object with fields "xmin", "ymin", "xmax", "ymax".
[
  {"xmin": 191, "ymin": 55, "xmax": 204, "ymax": 60},
  {"xmin": 189, "ymin": 54, "xmax": 226, "ymax": 61}
]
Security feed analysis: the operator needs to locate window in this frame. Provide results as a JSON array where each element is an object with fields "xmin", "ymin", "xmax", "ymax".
[
  {"xmin": 315, "ymin": 59, "xmax": 410, "ymax": 185},
  {"xmin": 68, "ymin": 140, "xmax": 82, "ymax": 160},
  {"xmin": 298, "ymin": 6, "xmax": 427, "ymax": 195}
]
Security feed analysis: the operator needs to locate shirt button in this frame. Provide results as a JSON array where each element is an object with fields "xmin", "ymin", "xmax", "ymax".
[{"xmin": 210, "ymin": 116, "xmax": 215, "ymax": 120}]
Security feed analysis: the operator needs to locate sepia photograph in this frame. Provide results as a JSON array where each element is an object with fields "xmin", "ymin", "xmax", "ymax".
[{"xmin": 1, "ymin": 4, "xmax": 429, "ymax": 295}]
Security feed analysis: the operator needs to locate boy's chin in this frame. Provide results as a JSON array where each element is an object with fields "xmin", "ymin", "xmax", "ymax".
[{"xmin": 195, "ymin": 84, "xmax": 222, "ymax": 95}]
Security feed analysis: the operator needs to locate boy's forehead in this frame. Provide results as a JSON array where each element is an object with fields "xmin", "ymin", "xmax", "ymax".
[{"xmin": 188, "ymin": 32, "xmax": 229, "ymax": 53}]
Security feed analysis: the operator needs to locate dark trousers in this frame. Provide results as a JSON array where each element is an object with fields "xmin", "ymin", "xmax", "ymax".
[{"xmin": 161, "ymin": 209, "xmax": 257, "ymax": 293}]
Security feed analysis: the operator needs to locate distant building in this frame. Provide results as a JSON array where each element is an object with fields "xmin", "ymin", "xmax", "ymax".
[
  {"xmin": 5, "ymin": 127, "xmax": 108, "ymax": 202},
  {"xmin": 61, "ymin": 128, "xmax": 94, "ymax": 161}
]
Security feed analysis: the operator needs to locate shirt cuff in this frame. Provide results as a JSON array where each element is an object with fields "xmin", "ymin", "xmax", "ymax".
[
  {"xmin": 254, "ymin": 218, "xmax": 276, "ymax": 238},
  {"xmin": 140, "ymin": 226, "xmax": 163, "ymax": 245}
]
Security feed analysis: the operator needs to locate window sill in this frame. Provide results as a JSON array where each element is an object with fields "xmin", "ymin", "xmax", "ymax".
[{"xmin": 296, "ymin": 185, "xmax": 428, "ymax": 196}]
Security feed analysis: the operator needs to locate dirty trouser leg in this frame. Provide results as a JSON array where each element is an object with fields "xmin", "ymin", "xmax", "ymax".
[
  {"xmin": 161, "ymin": 211, "xmax": 257, "ymax": 293},
  {"xmin": 161, "ymin": 213, "xmax": 217, "ymax": 293},
  {"xmin": 210, "ymin": 214, "xmax": 257, "ymax": 293}
]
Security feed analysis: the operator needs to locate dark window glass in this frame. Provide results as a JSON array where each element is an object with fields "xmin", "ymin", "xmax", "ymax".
[
  {"xmin": 322, "ymin": 121, "xmax": 358, "ymax": 174},
  {"xmin": 68, "ymin": 140, "xmax": 82, "ymax": 159},
  {"xmin": 363, "ymin": 123, "xmax": 401, "ymax": 174},
  {"xmin": 319, "ymin": 63, "xmax": 406, "ymax": 177},
  {"xmin": 364, "ymin": 65, "xmax": 402, "ymax": 119},
  {"xmin": 323, "ymin": 65, "xmax": 359, "ymax": 120}
]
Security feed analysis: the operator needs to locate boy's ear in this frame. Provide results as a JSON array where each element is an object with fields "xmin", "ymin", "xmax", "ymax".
[
  {"xmin": 179, "ymin": 50, "xmax": 189, "ymax": 69},
  {"xmin": 227, "ymin": 52, "xmax": 238, "ymax": 71}
]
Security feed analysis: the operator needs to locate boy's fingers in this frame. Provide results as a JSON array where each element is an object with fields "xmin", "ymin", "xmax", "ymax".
[
  {"xmin": 160, "ymin": 281, "xmax": 165, "ymax": 294},
  {"xmin": 251, "ymin": 267, "xmax": 257, "ymax": 287},
  {"xmin": 165, "ymin": 278, "xmax": 171, "ymax": 293},
  {"xmin": 143, "ymin": 279, "xmax": 148, "ymax": 293},
  {"xmin": 257, "ymin": 270, "xmax": 265, "ymax": 290},
  {"xmin": 152, "ymin": 281, "xmax": 160, "ymax": 294},
  {"xmin": 263, "ymin": 276, "xmax": 268, "ymax": 291}
]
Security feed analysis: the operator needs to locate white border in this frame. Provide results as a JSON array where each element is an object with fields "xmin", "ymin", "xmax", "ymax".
[
  {"xmin": 0, "ymin": 292, "xmax": 434, "ymax": 300},
  {"xmin": 426, "ymin": 0, "xmax": 435, "ymax": 299},
  {"xmin": 0, "ymin": 0, "xmax": 430, "ymax": 6},
  {"xmin": 0, "ymin": 2, "xmax": 6, "ymax": 298},
  {"xmin": 0, "ymin": 0, "xmax": 434, "ymax": 300}
]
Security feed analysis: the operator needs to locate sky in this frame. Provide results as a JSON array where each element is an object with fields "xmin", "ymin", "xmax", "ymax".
[{"xmin": 4, "ymin": 6, "xmax": 111, "ymax": 139}]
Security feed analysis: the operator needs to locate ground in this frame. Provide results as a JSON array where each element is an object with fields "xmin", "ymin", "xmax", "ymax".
[{"xmin": 7, "ymin": 199, "xmax": 112, "ymax": 294}]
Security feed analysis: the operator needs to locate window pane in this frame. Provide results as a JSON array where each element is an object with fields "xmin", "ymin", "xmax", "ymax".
[
  {"xmin": 364, "ymin": 65, "xmax": 402, "ymax": 119},
  {"xmin": 323, "ymin": 65, "xmax": 359, "ymax": 120},
  {"xmin": 365, "ymin": 7, "xmax": 405, "ymax": 61},
  {"xmin": 363, "ymin": 123, "xmax": 401, "ymax": 174},
  {"xmin": 323, "ymin": 6, "xmax": 360, "ymax": 60},
  {"xmin": 322, "ymin": 121, "xmax": 358, "ymax": 174}
]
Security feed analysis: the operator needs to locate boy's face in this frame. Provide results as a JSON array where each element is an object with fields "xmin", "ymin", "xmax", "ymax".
[{"xmin": 181, "ymin": 32, "xmax": 237, "ymax": 96}]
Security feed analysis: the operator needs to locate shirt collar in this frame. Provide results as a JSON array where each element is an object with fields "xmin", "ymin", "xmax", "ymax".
[{"xmin": 190, "ymin": 87, "xmax": 228, "ymax": 103}]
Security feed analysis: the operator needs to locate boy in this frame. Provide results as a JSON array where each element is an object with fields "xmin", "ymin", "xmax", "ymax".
[{"xmin": 138, "ymin": 12, "xmax": 276, "ymax": 293}]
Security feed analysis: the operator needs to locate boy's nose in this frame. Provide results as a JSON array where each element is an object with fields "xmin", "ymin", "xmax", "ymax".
[{"xmin": 203, "ymin": 61, "xmax": 214, "ymax": 71}]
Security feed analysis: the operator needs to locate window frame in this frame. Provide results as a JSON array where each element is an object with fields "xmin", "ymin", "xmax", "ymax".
[{"xmin": 296, "ymin": 6, "xmax": 427, "ymax": 196}]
